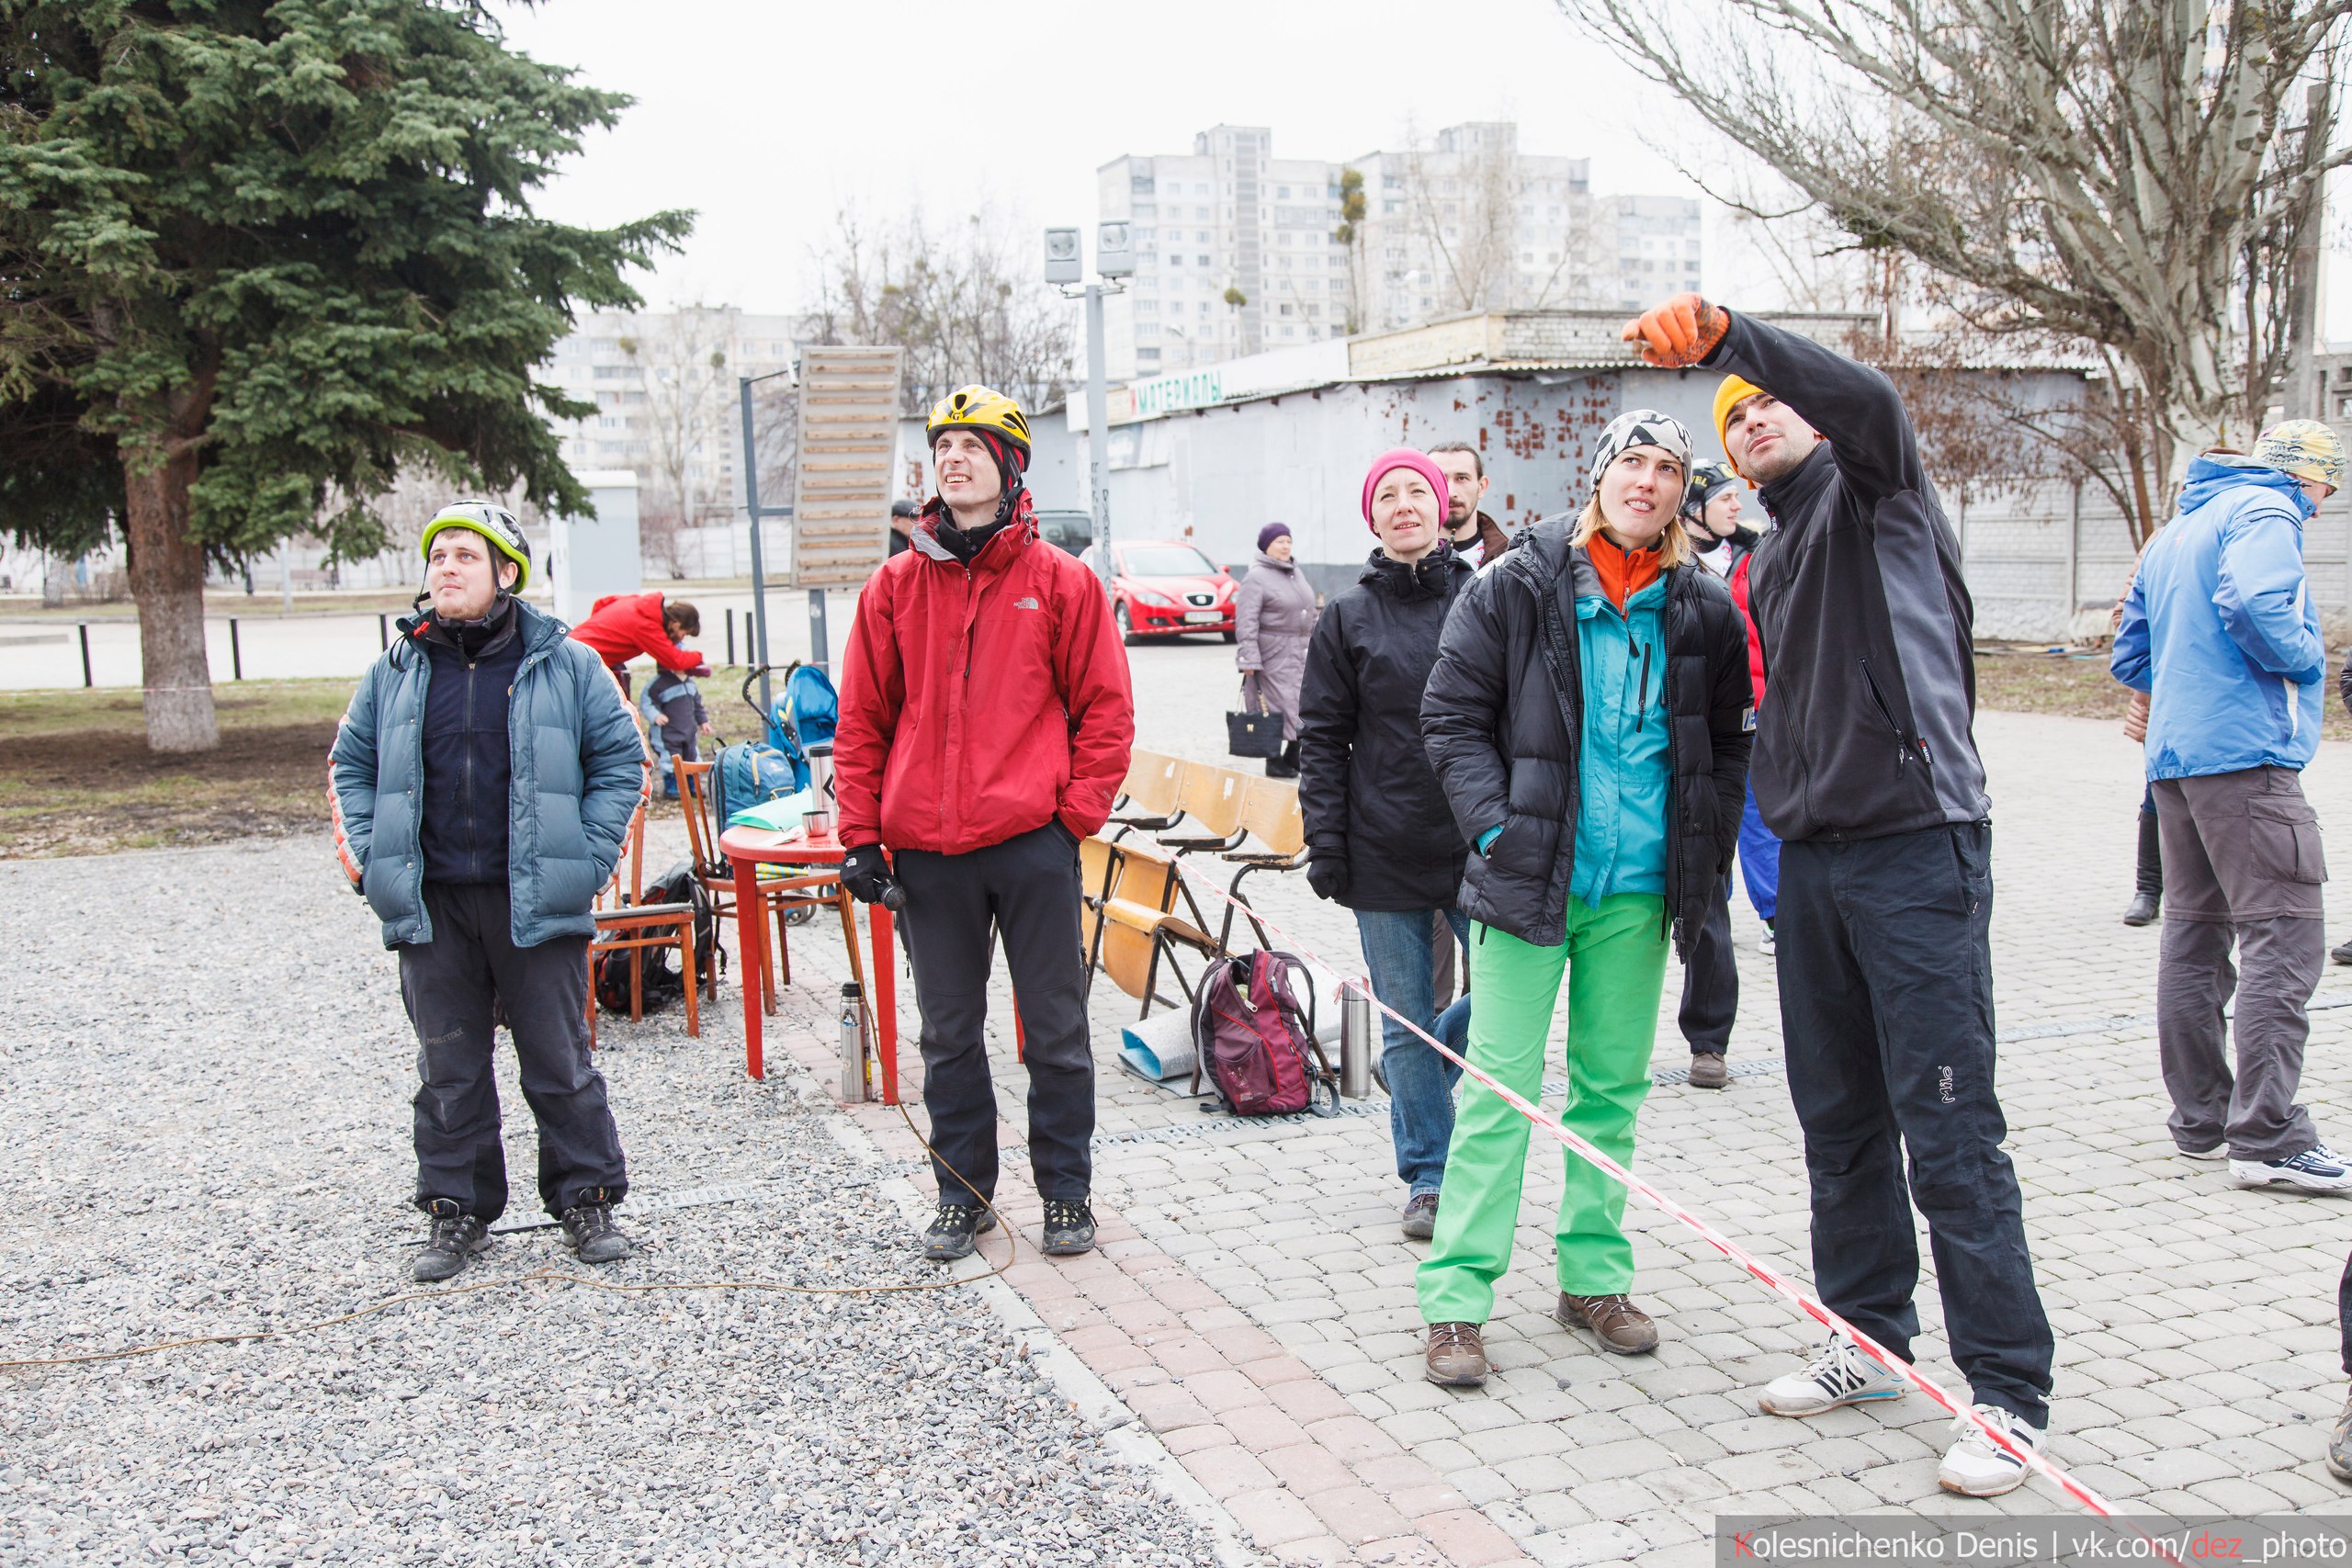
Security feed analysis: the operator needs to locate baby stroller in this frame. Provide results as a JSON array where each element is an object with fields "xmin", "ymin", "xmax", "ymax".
[{"xmin": 717, "ymin": 661, "xmax": 844, "ymax": 926}]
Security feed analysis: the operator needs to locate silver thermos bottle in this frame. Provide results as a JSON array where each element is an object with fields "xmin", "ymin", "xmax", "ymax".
[
  {"xmin": 839, "ymin": 982, "xmax": 872, "ymax": 1102},
  {"xmin": 1339, "ymin": 978, "xmax": 1373, "ymax": 1100}
]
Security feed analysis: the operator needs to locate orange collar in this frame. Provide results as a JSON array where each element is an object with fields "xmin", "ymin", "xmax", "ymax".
[{"xmin": 1586, "ymin": 531, "xmax": 1662, "ymax": 611}]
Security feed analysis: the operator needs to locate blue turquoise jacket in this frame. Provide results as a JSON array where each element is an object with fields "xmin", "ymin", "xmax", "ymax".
[
  {"xmin": 330, "ymin": 599, "xmax": 650, "ymax": 949},
  {"xmin": 2112, "ymin": 455, "xmax": 2325, "ymax": 781},
  {"xmin": 1572, "ymin": 572, "xmax": 1670, "ymax": 906}
]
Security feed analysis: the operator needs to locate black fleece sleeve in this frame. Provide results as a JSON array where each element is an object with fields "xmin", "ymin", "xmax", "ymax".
[
  {"xmin": 1295, "ymin": 603, "xmax": 1357, "ymax": 866},
  {"xmin": 1707, "ymin": 311, "xmax": 1923, "ymax": 505},
  {"xmin": 1419, "ymin": 571, "xmax": 1514, "ymax": 850},
  {"xmin": 1703, "ymin": 594, "xmax": 1755, "ymax": 873}
]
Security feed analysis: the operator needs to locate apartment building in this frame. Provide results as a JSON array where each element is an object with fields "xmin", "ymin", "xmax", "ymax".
[
  {"xmin": 1093, "ymin": 121, "xmax": 1702, "ymax": 380},
  {"xmin": 542, "ymin": 308, "xmax": 808, "ymax": 525}
]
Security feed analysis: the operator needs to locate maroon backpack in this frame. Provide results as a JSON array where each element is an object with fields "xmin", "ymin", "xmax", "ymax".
[{"xmin": 1189, "ymin": 951, "xmax": 1340, "ymax": 1117}]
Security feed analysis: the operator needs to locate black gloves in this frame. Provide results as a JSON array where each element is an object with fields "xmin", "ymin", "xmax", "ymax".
[
  {"xmin": 841, "ymin": 844, "xmax": 893, "ymax": 905},
  {"xmin": 1306, "ymin": 858, "xmax": 1350, "ymax": 904}
]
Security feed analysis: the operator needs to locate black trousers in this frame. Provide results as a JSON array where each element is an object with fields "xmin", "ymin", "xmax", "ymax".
[
  {"xmin": 1679, "ymin": 871, "xmax": 1737, "ymax": 1055},
  {"xmin": 399, "ymin": 882, "xmax": 629, "ymax": 1222},
  {"xmin": 893, "ymin": 824, "xmax": 1094, "ymax": 1204},
  {"xmin": 1777, "ymin": 821, "xmax": 2054, "ymax": 1427}
]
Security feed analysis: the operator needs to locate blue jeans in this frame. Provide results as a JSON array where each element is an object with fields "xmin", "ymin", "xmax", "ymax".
[
  {"xmin": 1355, "ymin": 908, "xmax": 1473, "ymax": 1196},
  {"xmin": 1736, "ymin": 780, "xmax": 1781, "ymax": 923}
]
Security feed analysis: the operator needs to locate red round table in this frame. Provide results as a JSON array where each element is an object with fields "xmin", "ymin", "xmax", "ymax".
[{"xmin": 717, "ymin": 823, "xmax": 900, "ymax": 1102}]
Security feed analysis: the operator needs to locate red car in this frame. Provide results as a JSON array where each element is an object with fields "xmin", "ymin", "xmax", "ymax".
[{"xmin": 1080, "ymin": 540, "xmax": 1238, "ymax": 645}]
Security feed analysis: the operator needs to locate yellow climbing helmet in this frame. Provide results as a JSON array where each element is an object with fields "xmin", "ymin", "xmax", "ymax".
[
  {"xmin": 925, "ymin": 385, "xmax": 1032, "ymax": 461},
  {"xmin": 420, "ymin": 501, "xmax": 531, "ymax": 592}
]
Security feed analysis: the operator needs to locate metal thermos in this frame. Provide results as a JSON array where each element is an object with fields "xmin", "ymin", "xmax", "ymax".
[
  {"xmin": 806, "ymin": 742, "xmax": 836, "ymax": 808},
  {"xmin": 839, "ymin": 983, "xmax": 872, "ymax": 1102},
  {"xmin": 1339, "ymin": 978, "xmax": 1373, "ymax": 1100}
]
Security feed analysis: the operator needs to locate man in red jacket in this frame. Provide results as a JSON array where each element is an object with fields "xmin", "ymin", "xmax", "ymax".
[{"xmin": 834, "ymin": 385, "xmax": 1136, "ymax": 1263}]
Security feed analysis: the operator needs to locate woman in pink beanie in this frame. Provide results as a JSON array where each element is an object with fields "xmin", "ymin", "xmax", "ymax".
[{"xmin": 1295, "ymin": 445, "xmax": 1479, "ymax": 1242}]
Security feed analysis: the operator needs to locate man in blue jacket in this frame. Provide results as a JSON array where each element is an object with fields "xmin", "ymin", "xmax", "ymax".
[
  {"xmin": 2113, "ymin": 423, "xmax": 2347, "ymax": 1195},
  {"xmin": 331, "ymin": 502, "xmax": 651, "ymax": 1280}
]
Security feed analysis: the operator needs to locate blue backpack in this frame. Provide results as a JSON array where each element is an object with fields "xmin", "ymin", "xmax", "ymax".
[{"xmin": 714, "ymin": 740, "xmax": 805, "ymax": 826}]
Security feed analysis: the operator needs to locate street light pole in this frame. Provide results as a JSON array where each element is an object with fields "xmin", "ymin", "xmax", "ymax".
[
  {"xmin": 1084, "ymin": 281, "xmax": 1113, "ymax": 588},
  {"xmin": 1046, "ymin": 222, "xmax": 1132, "ymax": 591},
  {"xmin": 739, "ymin": 369, "xmax": 794, "ymax": 723}
]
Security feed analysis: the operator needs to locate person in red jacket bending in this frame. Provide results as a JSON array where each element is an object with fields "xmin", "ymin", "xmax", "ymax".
[
  {"xmin": 571, "ymin": 592, "xmax": 712, "ymax": 780},
  {"xmin": 833, "ymin": 385, "xmax": 1136, "ymax": 1264}
]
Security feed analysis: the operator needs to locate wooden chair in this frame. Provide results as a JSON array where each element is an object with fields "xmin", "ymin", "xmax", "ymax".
[
  {"xmin": 589, "ymin": 811, "xmax": 699, "ymax": 1038},
  {"xmin": 1111, "ymin": 750, "xmax": 1189, "ymax": 838},
  {"xmin": 674, "ymin": 756, "xmax": 860, "ymax": 1014},
  {"xmin": 1213, "ymin": 776, "xmax": 1308, "ymax": 951},
  {"xmin": 1094, "ymin": 840, "xmax": 1223, "ymax": 1020},
  {"xmin": 1159, "ymin": 763, "xmax": 1250, "ymax": 854},
  {"xmin": 1079, "ymin": 832, "xmax": 1123, "ymax": 989}
]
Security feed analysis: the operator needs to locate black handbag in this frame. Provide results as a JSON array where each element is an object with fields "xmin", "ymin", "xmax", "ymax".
[{"xmin": 1226, "ymin": 674, "xmax": 1284, "ymax": 760}]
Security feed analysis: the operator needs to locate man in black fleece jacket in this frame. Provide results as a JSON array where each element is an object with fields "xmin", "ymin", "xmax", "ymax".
[{"xmin": 1623, "ymin": 296, "xmax": 2052, "ymax": 1500}]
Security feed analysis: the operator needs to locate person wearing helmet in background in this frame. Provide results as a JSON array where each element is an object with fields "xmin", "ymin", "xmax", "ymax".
[
  {"xmin": 833, "ymin": 386, "xmax": 1136, "ymax": 1265},
  {"xmin": 1677, "ymin": 458, "xmax": 1760, "ymax": 578},
  {"xmin": 330, "ymin": 502, "xmax": 650, "ymax": 1282},
  {"xmin": 2114, "ymin": 419, "xmax": 2349, "ymax": 1195}
]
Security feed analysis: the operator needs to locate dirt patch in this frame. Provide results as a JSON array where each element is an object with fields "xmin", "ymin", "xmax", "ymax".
[{"xmin": 0, "ymin": 720, "xmax": 336, "ymax": 858}]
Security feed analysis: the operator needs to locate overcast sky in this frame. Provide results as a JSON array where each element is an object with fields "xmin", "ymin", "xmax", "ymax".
[{"xmin": 493, "ymin": 0, "xmax": 2351, "ymax": 339}]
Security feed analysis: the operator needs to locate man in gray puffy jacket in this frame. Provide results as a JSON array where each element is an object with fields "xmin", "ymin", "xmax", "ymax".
[{"xmin": 330, "ymin": 502, "xmax": 650, "ymax": 1282}]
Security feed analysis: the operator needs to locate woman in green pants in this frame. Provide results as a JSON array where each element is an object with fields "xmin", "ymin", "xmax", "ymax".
[{"xmin": 1414, "ymin": 411, "xmax": 1755, "ymax": 1385}]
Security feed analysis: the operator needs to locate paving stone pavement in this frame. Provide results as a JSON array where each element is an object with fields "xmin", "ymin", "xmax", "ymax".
[{"xmin": 724, "ymin": 638, "xmax": 2352, "ymax": 1566}]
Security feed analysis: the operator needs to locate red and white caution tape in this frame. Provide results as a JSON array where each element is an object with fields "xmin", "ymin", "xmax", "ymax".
[{"xmin": 1166, "ymin": 857, "xmax": 2161, "ymax": 1540}]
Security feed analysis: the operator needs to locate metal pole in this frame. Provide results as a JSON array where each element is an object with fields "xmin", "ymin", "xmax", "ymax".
[
  {"xmin": 726, "ymin": 606, "xmax": 736, "ymax": 668},
  {"xmin": 808, "ymin": 588, "xmax": 829, "ymax": 672},
  {"xmin": 741, "ymin": 376, "xmax": 775, "ymax": 720},
  {"xmin": 78, "ymin": 623, "xmax": 91, "ymax": 688},
  {"xmin": 378, "ymin": 613, "xmax": 390, "ymax": 650},
  {"xmin": 1086, "ymin": 282, "xmax": 1114, "ymax": 587},
  {"xmin": 280, "ymin": 541, "xmax": 292, "ymax": 612},
  {"xmin": 230, "ymin": 617, "xmax": 242, "ymax": 681}
]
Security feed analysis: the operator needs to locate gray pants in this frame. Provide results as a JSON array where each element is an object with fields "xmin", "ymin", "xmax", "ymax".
[{"xmin": 2153, "ymin": 767, "xmax": 2324, "ymax": 1160}]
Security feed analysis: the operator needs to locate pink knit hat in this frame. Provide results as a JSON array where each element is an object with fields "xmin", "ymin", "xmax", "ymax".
[{"xmin": 1360, "ymin": 448, "xmax": 1453, "ymax": 530}]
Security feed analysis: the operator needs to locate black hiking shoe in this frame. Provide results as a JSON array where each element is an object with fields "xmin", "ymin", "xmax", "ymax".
[
  {"xmin": 1041, "ymin": 1199, "xmax": 1097, "ymax": 1257},
  {"xmin": 560, "ymin": 1201, "xmax": 633, "ymax": 1265},
  {"xmin": 413, "ymin": 1200, "xmax": 489, "ymax": 1283},
  {"xmin": 921, "ymin": 1201, "xmax": 996, "ymax": 1263}
]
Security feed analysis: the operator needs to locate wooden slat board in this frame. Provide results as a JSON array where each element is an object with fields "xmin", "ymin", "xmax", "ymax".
[{"xmin": 789, "ymin": 345, "xmax": 904, "ymax": 588}]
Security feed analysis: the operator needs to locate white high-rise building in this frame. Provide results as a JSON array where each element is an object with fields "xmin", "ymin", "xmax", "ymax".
[
  {"xmin": 1095, "ymin": 121, "xmax": 1702, "ymax": 380},
  {"xmin": 1096, "ymin": 126, "xmax": 1347, "ymax": 378}
]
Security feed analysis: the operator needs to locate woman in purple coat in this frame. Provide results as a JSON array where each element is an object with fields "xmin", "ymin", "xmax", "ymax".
[{"xmin": 1233, "ymin": 523, "xmax": 1319, "ymax": 778}]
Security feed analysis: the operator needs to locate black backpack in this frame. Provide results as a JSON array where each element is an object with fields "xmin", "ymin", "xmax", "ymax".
[{"xmin": 594, "ymin": 858, "xmax": 724, "ymax": 1014}]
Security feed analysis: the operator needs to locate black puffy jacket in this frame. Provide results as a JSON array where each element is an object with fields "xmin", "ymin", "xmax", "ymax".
[
  {"xmin": 1420, "ymin": 519, "xmax": 1754, "ymax": 955},
  {"xmin": 1296, "ymin": 546, "xmax": 1476, "ymax": 910}
]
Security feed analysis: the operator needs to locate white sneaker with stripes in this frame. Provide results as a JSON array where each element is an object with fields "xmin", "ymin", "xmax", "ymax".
[
  {"xmin": 1758, "ymin": 1335, "xmax": 1908, "ymax": 1417},
  {"xmin": 1939, "ymin": 1403, "xmax": 2044, "ymax": 1497}
]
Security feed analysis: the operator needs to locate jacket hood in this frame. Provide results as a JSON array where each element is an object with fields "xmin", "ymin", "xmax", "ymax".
[
  {"xmin": 1358, "ymin": 543, "xmax": 1472, "ymax": 601},
  {"xmin": 2177, "ymin": 453, "xmax": 2315, "ymax": 523},
  {"xmin": 394, "ymin": 595, "xmax": 566, "ymax": 667},
  {"xmin": 912, "ymin": 490, "xmax": 1037, "ymax": 569}
]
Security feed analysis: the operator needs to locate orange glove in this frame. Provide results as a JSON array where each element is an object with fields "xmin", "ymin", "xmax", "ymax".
[{"xmin": 1621, "ymin": 293, "xmax": 1729, "ymax": 368}]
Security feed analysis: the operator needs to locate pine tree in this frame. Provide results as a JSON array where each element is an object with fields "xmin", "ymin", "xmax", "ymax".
[{"xmin": 0, "ymin": 0, "xmax": 690, "ymax": 750}]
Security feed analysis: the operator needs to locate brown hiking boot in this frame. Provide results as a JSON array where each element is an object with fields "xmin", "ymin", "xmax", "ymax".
[
  {"xmin": 1556, "ymin": 1292, "xmax": 1659, "ymax": 1355},
  {"xmin": 1424, "ymin": 1321, "xmax": 1488, "ymax": 1387},
  {"xmin": 1689, "ymin": 1052, "xmax": 1728, "ymax": 1089},
  {"xmin": 2330, "ymin": 1394, "xmax": 2352, "ymax": 1483}
]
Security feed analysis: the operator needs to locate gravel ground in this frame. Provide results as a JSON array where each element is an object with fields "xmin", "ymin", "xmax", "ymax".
[{"xmin": 0, "ymin": 839, "xmax": 1236, "ymax": 1568}]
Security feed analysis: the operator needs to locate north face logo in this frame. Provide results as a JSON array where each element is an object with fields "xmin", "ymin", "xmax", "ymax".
[{"xmin": 1013, "ymin": 597, "xmax": 1041, "ymax": 610}]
